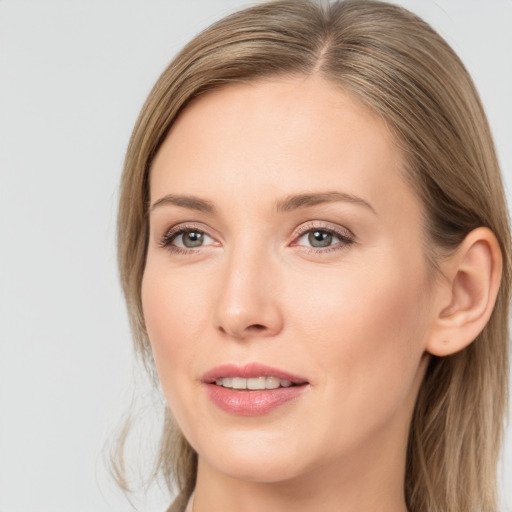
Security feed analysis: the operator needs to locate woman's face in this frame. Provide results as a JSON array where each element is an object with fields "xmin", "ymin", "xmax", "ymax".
[{"xmin": 143, "ymin": 77, "xmax": 434, "ymax": 486}]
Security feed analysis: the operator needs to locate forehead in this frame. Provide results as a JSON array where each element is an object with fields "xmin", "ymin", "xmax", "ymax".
[{"xmin": 150, "ymin": 76, "xmax": 418, "ymax": 221}]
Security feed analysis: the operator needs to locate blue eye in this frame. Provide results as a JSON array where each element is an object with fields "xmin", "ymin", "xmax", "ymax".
[
  {"xmin": 160, "ymin": 227, "xmax": 215, "ymax": 253},
  {"xmin": 175, "ymin": 230, "xmax": 208, "ymax": 248},
  {"xmin": 306, "ymin": 230, "xmax": 335, "ymax": 248},
  {"xmin": 295, "ymin": 227, "xmax": 354, "ymax": 252}
]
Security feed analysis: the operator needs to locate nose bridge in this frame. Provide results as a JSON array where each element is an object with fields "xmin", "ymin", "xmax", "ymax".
[{"xmin": 213, "ymin": 234, "xmax": 283, "ymax": 339}]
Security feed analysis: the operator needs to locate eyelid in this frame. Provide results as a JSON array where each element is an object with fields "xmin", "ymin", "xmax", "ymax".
[
  {"xmin": 158, "ymin": 222, "xmax": 219, "ymax": 250},
  {"xmin": 290, "ymin": 222, "xmax": 356, "ymax": 255},
  {"xmin": 292, "ymin": 221, "xmax": 355, "ymax": 243}
]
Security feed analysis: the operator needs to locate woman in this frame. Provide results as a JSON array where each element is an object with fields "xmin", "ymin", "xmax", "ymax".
[{"xmin": 115, "ymin": 1, "xmax": 510, "ymax": 511}]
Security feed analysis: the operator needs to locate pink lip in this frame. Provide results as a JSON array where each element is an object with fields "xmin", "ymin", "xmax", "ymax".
[
  {"xmin": 202, "ymin": 363, "xmax": 309, "ymax": 417},
  {"xmin": 202, "ymin": 362, "xmax": 308, "ymax": 384}
]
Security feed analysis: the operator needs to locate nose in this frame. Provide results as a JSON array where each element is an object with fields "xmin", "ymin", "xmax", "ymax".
[{"xmin": 213, "ymin": 245, "xmax": 284, "ymax": 341}]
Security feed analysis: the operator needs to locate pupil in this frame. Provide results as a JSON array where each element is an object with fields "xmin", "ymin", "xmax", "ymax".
[
  {"xmin": 183, "ymin": 231, "xmax": 203, "ymax": 248},
  {"xmin": 308, "ymin": 230, "xmax": 332, "ymax": 248}
]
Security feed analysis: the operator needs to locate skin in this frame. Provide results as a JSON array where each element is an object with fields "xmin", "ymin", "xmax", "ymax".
[{"xmin": 142, "ymin": 76, "xmax": 488, "ymax": 512}]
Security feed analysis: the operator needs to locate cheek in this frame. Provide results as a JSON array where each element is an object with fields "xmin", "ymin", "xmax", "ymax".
[
  {"xmin": 289, "ymin": 253, "xmax": 429, "ymax": 351},
  {"xmin": 141, "ymin": 263, "xmax": 212, "ymax": 407},
  {"xmin": 142, "ymin": 255, "xmax": 215, "ymax": 342},
  {"xmin": 287, "ymin": 253, "xmax": 430, "ymax": 427}
]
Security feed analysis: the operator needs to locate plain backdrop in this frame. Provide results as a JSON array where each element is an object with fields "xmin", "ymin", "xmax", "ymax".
[{"xmin": 0, "ymin": 1, "xmax": 511, "ymax": 511}]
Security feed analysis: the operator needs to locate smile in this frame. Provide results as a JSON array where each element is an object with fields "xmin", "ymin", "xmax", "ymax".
[
  {"xmin": 215, "ymin": 377, "xmax": 294, "ymax": 390},
  {"xmin": 203, "ymin": 363, "xmax": 309, "ymax": 416}
]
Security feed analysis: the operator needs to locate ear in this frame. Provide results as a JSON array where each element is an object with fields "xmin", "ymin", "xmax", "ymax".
[{"xmin": 427, "ymin": 227, "xmax": 503, "ymax": 357}]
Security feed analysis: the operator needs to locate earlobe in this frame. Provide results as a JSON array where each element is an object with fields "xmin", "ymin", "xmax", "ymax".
[{"xmin": 427, "ymin": 227, "xmax": 502, "ymax": 357}]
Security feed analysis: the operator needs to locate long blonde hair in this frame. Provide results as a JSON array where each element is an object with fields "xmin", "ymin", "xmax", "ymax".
[{"xmin": 115, "ymin": 1, "xmax": 511, "ymax": 511}]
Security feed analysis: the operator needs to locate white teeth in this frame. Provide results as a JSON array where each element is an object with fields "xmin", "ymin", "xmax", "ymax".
[
  {"xmin": 215, "ymin": 377, "xmax": 295, "ymax": 390},
  {"xmin": 265, "ymin": 377, "xmax": 280, "ymax": 389},
  {"xmin": 232, "ymin": 377, "xmax": 246, "ymax": 389},
  {"xmin": 247, "ymin": 377, "xmax": 266, "ymax": 390}
]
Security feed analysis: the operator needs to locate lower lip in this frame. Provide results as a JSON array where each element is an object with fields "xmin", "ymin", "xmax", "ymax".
[{"xmin": 205, "ymin": 383, "xmax": 308, "ymax": 416}]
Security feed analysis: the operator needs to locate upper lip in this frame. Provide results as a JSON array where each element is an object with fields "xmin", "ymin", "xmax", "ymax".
[{"xmin": 202, "ymin": 362, "xmax": 309, "ymax": 385}]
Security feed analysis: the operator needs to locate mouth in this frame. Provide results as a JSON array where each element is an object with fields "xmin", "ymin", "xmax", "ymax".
[
  {"xmin": 214, "ymin": 376, "xmax": 297, "ymax": 390},
  {"xmin": 202, "ymin": 363, "xmax": 309, "ymax": 416},
  {"xmin": 202, "ymin": 362, "xmax": 309, "ymax": 388}
]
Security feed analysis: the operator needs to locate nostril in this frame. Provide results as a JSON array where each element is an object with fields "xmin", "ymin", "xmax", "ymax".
[
  {"xmin": 217, "ymin": 323, "xmax": 265, "ymax": 335},
  {"xmin": 249, "ymin": 324, "xmax": 266, "ymax": 331}
]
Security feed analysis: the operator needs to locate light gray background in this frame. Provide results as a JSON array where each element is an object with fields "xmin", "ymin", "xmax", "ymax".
[{"xmin": 0, "ymin": 1, "xmax": 511, "ymax": 511}]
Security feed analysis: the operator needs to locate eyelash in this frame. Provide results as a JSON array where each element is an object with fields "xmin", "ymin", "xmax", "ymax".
[
  {"xmin": 159, "ymin": 223, "xmax": 215, "ymax": 256},
  {"xmin": 158, "ymin": 222, "xmax": 355, "ymax": 256},
  {"xmin": 293, "ymin": 224, "xmax": 355, "ymax": 255}
]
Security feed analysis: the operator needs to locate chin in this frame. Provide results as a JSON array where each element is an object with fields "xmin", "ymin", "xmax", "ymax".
[
  {"xmin": 195, "ymin": 429, "xmax": 310, "ymax": 483},
  {"xmin": 205, "ymin": 454, "xmax": 305, "ymax": 484}
]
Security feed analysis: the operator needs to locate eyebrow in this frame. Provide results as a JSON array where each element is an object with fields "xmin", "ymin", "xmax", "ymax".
[
  {"xmin": 150, "ymin": 191, "xmax": 375, "ymax": 215},
  {"xmin": 151, "ymin": 194, "xmax": 216, "ymax": 214},
  {"xmin": 275, "ymin": 191, "xmax": 375, "ymax": 214}
]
